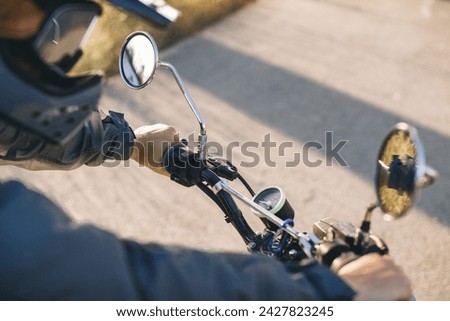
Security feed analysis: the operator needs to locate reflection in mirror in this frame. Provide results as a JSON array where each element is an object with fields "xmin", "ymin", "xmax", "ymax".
[{"xmin": 119, "ymin": 31, "xmax": 158, "ymax": 89}]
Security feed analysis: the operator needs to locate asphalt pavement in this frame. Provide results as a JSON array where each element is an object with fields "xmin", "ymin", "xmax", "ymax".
[{"xmin": 1, "ymin": 0, "xmax": 449, "ymax": 300}]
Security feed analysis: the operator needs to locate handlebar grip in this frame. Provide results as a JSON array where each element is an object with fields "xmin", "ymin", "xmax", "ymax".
[
  {"xmin": 329, "ymin": 252, "xmax": 360, "ymax": 273},
  {"xmin": 163, "ymin": 144, "xmax": 204, "ymax": 187},
  {"xmin": 315, "ymin": 240, "xmax": 360, "ymax": 272}
]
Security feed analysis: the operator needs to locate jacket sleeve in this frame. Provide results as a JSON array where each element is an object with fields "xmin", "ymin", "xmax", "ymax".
[
  {"xmin": 0, "ymin": 181, "xmax": 355, "ymax": 301},
  {"xmin": 0, "ymin": 110, "xmax": 134, "ymax": 170},
  {"xmin": 123, "ymin": 241, "xmax": 356, "ymax": 300}
]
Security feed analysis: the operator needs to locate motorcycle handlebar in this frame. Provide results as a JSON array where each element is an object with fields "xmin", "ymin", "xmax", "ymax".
[{"xmin": 162, "ymin": 144, "xmax": 388, "ymax": 267}]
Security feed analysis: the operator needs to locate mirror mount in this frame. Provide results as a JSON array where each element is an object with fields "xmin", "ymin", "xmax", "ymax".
[
  {"xmin": 418, "ymin": 165, "xmax": 438, "ymax": 189},
  {"xmin": 119, "ymin": 31, "xmax": 208, "ymax": 160}
]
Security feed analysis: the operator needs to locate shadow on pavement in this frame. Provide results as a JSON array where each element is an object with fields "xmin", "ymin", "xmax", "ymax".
[{"xmin": 162, "ymin": 37, "xmax": 450, "ymax": 226}]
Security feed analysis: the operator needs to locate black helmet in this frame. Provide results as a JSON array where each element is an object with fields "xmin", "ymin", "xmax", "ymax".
[{"xmin": 0, "ymin": 0, "xmax": 103, "ymax": 144}]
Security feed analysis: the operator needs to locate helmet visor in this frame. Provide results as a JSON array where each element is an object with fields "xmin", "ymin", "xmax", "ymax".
[{"xmin": 33, "ymin": 2, "xmax": 101, "ymax": 72}]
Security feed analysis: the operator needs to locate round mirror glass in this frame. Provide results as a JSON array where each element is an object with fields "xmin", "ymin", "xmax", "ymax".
[
  {"xmin": 375, "ymin": 122, "xmax": 427, "ymax": 219},
  {"xmin": 119, "ymin": 31, "xmax": 159, "ymax": 89}
]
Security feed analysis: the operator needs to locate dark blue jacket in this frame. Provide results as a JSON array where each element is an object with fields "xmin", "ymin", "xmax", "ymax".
[
  {"xmin": 0, "ymin": 180, "xmax": 355, "ymax": 300},
  {"xmin": 0, "ymin": 110, "xmax": 355, "ymax": 300}
]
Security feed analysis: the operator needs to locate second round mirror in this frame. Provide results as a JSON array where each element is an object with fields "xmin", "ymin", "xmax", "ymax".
[{"xmin": 375, "ymin": 122, "xmax": 433, "ymax": 219}]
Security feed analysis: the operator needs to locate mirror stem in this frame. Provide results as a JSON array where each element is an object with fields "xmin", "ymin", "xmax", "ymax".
[
  {"xmin": 160, "ymin": 61, "xmax": 207, "ymax": 159},
  {"xmin": 419, "ymin": 166, "xmax": 438, "ymax": 188},
  {"xmin": 354, "ymin": 203, "xmax": 377, "ymax": 251},
  {"xmin": 361, "ymin": 203, "xmax": 377, "ymax": 233}
]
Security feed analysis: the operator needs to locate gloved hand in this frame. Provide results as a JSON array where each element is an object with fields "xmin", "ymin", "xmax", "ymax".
[
  {"xmin": 131, "ymin": 124, "xmax": 179, "ymax": 176},
  {"xmin": 338, "ymin": 253, "xmax": 413, "ymax": 300}
]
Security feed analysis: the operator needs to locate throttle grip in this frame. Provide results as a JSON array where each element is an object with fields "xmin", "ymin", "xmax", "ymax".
[{"xmin": 163, "ymin": 143, "xmax": 204, "ymax": 187}]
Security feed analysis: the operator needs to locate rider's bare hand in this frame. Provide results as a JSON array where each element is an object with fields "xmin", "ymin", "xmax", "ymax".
[
  {"xmin": 131, "ymin": 124, "xmax": 179, "ymax": 176},
  {"xmin": 338, "ymin": 253, "xmax": 413, "ymax": 300}
]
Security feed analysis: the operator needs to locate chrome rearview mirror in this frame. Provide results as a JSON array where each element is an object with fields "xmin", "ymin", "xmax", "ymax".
[
  {"xmin": 119, "ymin": 31, "xmax": 158, "ymax": 89},
  {"xmin": 119, "ymin": 31, "xmax": 207, "ymax": 159},
  {"xmin": 375, "ymin": 122, "xmax": 437, "ymax": 219}
]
